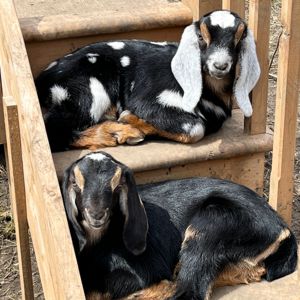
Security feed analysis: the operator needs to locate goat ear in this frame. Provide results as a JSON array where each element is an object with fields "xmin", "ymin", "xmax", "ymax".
[
  {"xmin": 233, "ymin": 28, "xmax": 261, "ymax": 117},
  {"xmin": 118, "ymin": 168, "xmax": 148, "ymax": 255},
  {"xmin": 171, "ymin": 23, "xmax": 202, "ymax": 113},
  {"xmin": 62, "ymin": 170, "xmax": 87, "ymax": 253}
]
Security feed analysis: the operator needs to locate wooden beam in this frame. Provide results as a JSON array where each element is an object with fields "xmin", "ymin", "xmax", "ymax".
[
  {"xmin": 269, "ymin": 0, "xmax": 300, "ymax": 223},
  {"xmin": 0, "ymin": 0, "xmax": 85, "ymax": 298},
  {"xmin": 0, "ymin": 86, "xmax": 5, "ymax": 144},
  {"xmin": 3, "ymin": 96, "xmax": 34, "ymax": 300},
  {"xmin": 183, "ymin": 0, "xmax": 222, "ymax": 20},
  {"xmin": 244, "ymin": 0, "xmax": 270, "ymax": 135},
  {"xmin": 222, "ymin": 0, "xmax": 245, "ymax": 18}
]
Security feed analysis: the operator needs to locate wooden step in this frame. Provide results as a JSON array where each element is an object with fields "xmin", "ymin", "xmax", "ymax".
[
  {"xmin": 15, "ymin": 0, "xmax": 192, "ymax": 76},
  {"xmin": 53, "ymin": 110, "xmax": 273, "ymax": 190}
]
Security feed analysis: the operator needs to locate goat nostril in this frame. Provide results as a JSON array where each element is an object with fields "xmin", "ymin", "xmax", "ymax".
[{"xmin": 213, "ymin": 62, "xmax": 228, "ymax": 71}]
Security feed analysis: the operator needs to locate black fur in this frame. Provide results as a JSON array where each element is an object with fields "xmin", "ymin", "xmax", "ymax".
[
  {"xmin": 62, "ymin": 152, "xmax": 298, "ymax": 300},
  {"xmin": 36, "ymin": 10, "xmax": 251, "ymax": 151}
]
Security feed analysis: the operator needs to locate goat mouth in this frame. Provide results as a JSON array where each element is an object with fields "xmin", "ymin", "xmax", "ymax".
[{"xmin": 84, "ymin": 209, "xmax": 109, "ymax": 229}]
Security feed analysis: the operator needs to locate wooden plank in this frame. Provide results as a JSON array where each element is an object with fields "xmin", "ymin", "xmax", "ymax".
[
  {"xmin": 0, "ymin": 0, "xmax": 85, "ymax": 298},
  {"xmin": 244, "ymin": 0, "xmax": 270, "ymax": 135},
  {"xmin": 26, "ymin": 26, "xmax": 186, "ymax": 77},
  {"xmin": 0, "ymin": 86, "xmax": 5, "ymax": 144},
  {"xmin": 269, "ymin": 0, "xmax": 300, "ymax": 224},
  {"xmin": 3, "ymin": 96, "xmax": 34, "ymax": 300},
  {"xmin": 183, "ymin": 0, "xmax": 222, "ymax": 20},
  {"xmin": 135, "ymin": 153, "xmax": 266, "ymax": 195},
  {"xmin": 222, "ymin": 0, "xmax": 245, "ymax": 18}
]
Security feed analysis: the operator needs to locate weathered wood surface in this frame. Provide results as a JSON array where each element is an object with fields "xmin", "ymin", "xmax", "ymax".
[
  {"xmin": 3, "ymin": 96, "xmax": 34, "ymax": 300},
  {"xmin": 0, "ymin": 86, "xmax": 5, "ymax": 144},
  {"xmin": 53, "ymin": 110, "xmax": 273, "ymax": 182},
  {"xmin": 244, "ymin": 0, "xmax": 270, "ymax": 135},
  {"xmin": 183, "ymin": 0, "xmax": 222, "ymax": 20},
  {"xmin": 270, "ymin": 0, "xmax": 300, "ymax": 224},
  {"xmin": 222, "ymin": 0, "xmax": 245, "ymax": 18},
  {"xmin": 0, "ymin": 0, "xmax": 85, "ymax": 298}
]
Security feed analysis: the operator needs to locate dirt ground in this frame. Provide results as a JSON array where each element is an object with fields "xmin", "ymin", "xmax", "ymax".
[{"xmin": 0, "ymin": 0, "xmax": 300, "ymax": 299}]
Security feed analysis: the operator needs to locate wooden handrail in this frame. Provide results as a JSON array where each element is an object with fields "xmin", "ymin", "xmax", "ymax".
[{"xmin": 0, "ymin": 0, "xmax": 85, "ymax": 298}]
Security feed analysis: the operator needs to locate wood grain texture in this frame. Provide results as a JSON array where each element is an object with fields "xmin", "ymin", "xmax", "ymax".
[
  {"xmin": 3, "ymin": 96, "xmax": 34, "ymax": 300},
  {"xmin": 183, "ymin": 0, "xmax": 222, "ymax": 20},
  {"xmin": 222, "ymin": 0, "xmax": 245, "ymax": 18},
  {"xmin": 19, "ymin": 1, "xmax": 192, "ymax": 42},
  {"xmin": 244, "ymin": 0, "xmax": 270, "ymax": 135},
  {"xmin": 26, "ymin": 26, "xmax": 186, "ymax": 76},
  {"xmin": 0, "ymin": 87, "xmax": 5, "ymax": 144},
  {"xmin": 0, "ymin": 0, "xmax": 85, "ymax": 298},
  {"xmin": 269, "ymin": 0, "xmax": 300, "ymax": 224}
]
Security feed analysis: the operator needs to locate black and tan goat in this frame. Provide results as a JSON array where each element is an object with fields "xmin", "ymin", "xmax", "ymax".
[
  {"xmin": 62, "ymin": 152, "xmax": 297, "ymax": 300},
  {"xmin": 36, "ymin": 10, "xmax": 260, "ymax": 151}
]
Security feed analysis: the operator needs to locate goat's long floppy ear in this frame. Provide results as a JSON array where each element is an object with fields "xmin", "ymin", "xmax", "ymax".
[
  {"xmin": 62, "ymin": 168, "xmax": 87, "ymax": 253},
  {"xmin": 118, "ymin": 167, "xmax": 148, "ymax": 256},
  {"xmin": 171, "ymin": 24, "xmax": 202, "ymax": 113},
  {"xmin": 234, "ymin": 28, "xmax": 261, "ymax": 117}
]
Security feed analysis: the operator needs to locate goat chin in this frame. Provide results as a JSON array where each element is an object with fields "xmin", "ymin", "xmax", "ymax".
[{"xmin": 81, "ymin": 219, "xmax": 110, "ymax": 245}]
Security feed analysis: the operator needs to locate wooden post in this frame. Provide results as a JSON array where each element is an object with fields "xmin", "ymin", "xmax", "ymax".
[
  {"xmin": 269, "ymin": 0, "xmax": 300, "ymax": 223},
  {"xmin": 183, "ymin": 0, "xmax": 222, "ymax": 20},
  {"xmin": 3, "ymin": 96, "xmax": 34, "ymax": 300},
  {"xmin": 0, "ymin": 86, "xmax": 5, "ymax": 144},
  {"xmin": 222, "ymin": 0, "xmax": 245, "ymax": 18},
  {"xmin": 244, "ymin": 0, "xmax": 270, "ymax": 135}
]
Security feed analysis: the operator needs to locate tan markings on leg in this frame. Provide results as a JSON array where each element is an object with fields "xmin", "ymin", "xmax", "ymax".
[
  {"xmin": 214, "ymin": 261, "xmax": 266, "ymax": 287},
  {"xmin": 204, "ymin": 284, "xmax": 213, "ymax": 300},
  {"xmin": 122, "ymin": 280, "xmax": 176, "ymax": 300},
  {"xmin": 86, "ymin": 291, "xmax": 111, "ymax": 300},
  {"xmin": 119, "ymin": 111, "xmax": 199, "ymax": 143},
  {"xmin": 71, "ymin": 121, "xmax": 145, "ymax": 150},
  {"xmin": 110, "ymin": 167, "xmax": 122, "ymax": 191},
  {"xmin": 173, "ymin": 262, "xmax": 181, "ymax": 280},
  {"xmin": 181, "ymin": 225, "xmax": 199, "ymax": 248},
  {"xmin": 73, "ymin": 165, "xmax": 85, "ymax": 191},
  {"xmin": 248, "ymin": 228, "xmax": 291, "ymax": 265},
  {"xmin": 200, "ymin": 22, "xmax": 211, "ymax": 46},
  {"xmin": 235, "ymin": 23, "xmax": 245, "ymax": 46}
]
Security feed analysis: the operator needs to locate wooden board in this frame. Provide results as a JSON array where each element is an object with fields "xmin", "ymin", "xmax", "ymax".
[
  {"xmin": 222, "ymin": 0, "xmax": 245, "ymax": 18},
  {"xmin": 183, "ymin": 0, "xmax": 222, "ymax": 20},
  {"xmin": 3, "ymin": 96, "xmax": 34, "ymax": 300},
  {"xmin": 244, "ymin": 0, "xmax": 270, "ymax": 135},
  {"xmin": 0, "ymin": 87, "xmax": 5, "ymax": 144},
  {"xmin": 0, "ymin": 0, "xmax": 85, "ymax": 298},
  {"xmin": 269, "ymin": 0, "xmax": 300, "ymax": 224}
]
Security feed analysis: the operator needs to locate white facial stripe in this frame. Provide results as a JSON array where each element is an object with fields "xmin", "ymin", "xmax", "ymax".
[
  {"xmin": 120, "ymin": 56, "xmax": 130, "ymax": 67},
  {"xmin": 45, "ymin": 61, "xmax": 57, "ymax": 70},
  {"xmin": 107, "ymin": 41, "xmax": 125, "ymax": 50},
  {"xmin": 87, "ymin": 152, "xmax": 107, "ymax": 161},
  {"xmin": 89, "ymin": 77, "xmax": 111, "ymax": 122},
  {"xmin": 69, "ymin": 188, "xmax": 78, "ymax": 217},
  {"xmin": 50, "ymin": 85, "xmax": 69, "ymax": 104},
  {"xmin": 150, "ymin": 41, "xmax": 167, "ymax": 46},
  {"xmin": 207, "ymin": 48, "xmax": 232, "ymax": 73},
  {"xmin": 202, "ymin": 99, "xmax": 226, "ymax": 118},
  {"xmin": 210, "ymin": 11, "xmax": 235, "ymax": 28},
  {"xmin": 157, "ymin": 90, "xmax": 194, "ymax": 114}
]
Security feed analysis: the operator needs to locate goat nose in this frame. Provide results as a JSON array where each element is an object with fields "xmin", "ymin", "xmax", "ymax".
[{"xmin": 213, "ymin": 62, "xmax": 228, "ymax": 71}]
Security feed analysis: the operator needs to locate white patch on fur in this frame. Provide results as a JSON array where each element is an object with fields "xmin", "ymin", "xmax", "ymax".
[
  {"xmin": 120, "ymin": 56, "xmax": 130, "ymax": 67},
  {"xmin": 190, "ymin": 124, "xmax": 205, "ymax": 139},
  {"xmin": 69, "ymin": 188, "xmax": 78, "ymax": 217},
  {"xmin": 65, "ymin": 53, "xmax": 73, "ymax": 57},
  {"xmin": 87, "ymin": 152, "xmax": 107, "ymax": 161},
  {"xmin": 210, "ymin": 11, "xmax": 235, "ymax": 28},
  {"xmin": 150, "ymin": 41, "xmax": 167, "ymax": 46},
  {"xmin": 87, "ymin": 53, "xmax": 99, "ymax": 64},
  {"xmin": 207, "ymin": 48, "xmax": 232, "ymax": 75},
  {"xmin": 45, "ymin": 61, "xmax": 57, "ymax": 70},
  {"xmin": 234, "ymin": 30, "xmax": 260, "ymax": 117},
  {"xmin": 89, "ymin": 77, "xmax": 111, "ymax": 122},
  {"xmin": 130, "ymin": 81, "xmax": 135, "ymax": 92},
  {"xmin": 107, "ymin": 41, "xmax": 125, "ymax": 50},
  {"xmin": 182, "ymin": 123, "xmax": 192, "ymax": 132},
  {"xmin": 171, "ymin": 25, "xmax": 202, "ymax": 113},
  {"xmin": 157, "ymin": 90, "xmax": 195, "ymax": 113},
  {"xmin": 50, "ymin": 85, "xmax": 69, "ymax": 104},
  {"xmin": 202, "ymin": 99, "xmax": 226, "ymax": 118}
]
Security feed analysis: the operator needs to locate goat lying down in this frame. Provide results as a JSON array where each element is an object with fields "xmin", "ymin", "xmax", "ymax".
[
  {"xmin": 62, "ymin": 152, "xmax": 297, "ymax": 300},
  {"xmin": 36, "ymin": 10, "xmax": 260, "ymax": 151}
]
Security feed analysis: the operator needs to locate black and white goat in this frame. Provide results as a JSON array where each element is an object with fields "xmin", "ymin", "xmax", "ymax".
[
  {"xmin": 62, "ymin": 152, "xmax": 297, "ymax": 300},
  {"xmin": 36, "ymin": 10, "xmax": 260, "ymax": 151}
]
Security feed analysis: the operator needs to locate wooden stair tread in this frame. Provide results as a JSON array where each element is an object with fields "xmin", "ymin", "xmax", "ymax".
[
  {"xmin": 53, "ymin": 110, "xmax": 273, "ymax": 180},
  {"xmin": 16, "ymin": 0, "xmax": 192, "ymax": 42}
]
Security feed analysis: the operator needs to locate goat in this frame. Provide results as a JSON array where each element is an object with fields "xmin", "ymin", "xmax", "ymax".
[
  {"xmin": 36, "ymin": 10, "xmax": 260, "ymax": 151},
  {"xmin": 62, "ymin": 152, "xmax": 297, "ymax": 300}
]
